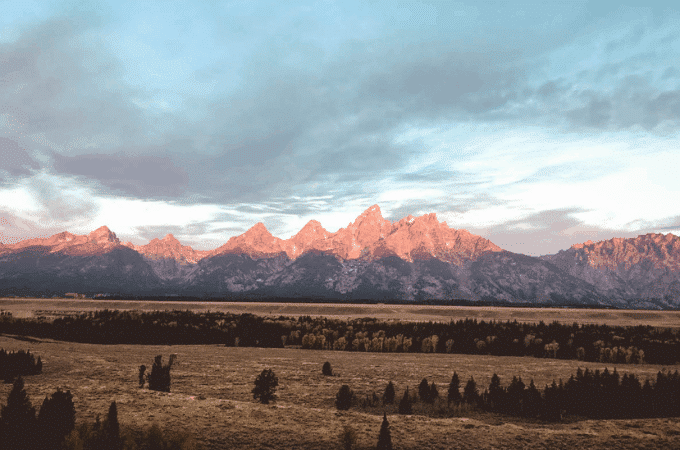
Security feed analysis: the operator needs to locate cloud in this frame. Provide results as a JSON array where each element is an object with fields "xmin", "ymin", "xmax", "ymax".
[
  {"xmin": 0, "ymin": 137, "xmax": 40, "ymax": 177},
  {"xmin": 51, "ymin": 151, "xmax": 189, "ymax": 198}
]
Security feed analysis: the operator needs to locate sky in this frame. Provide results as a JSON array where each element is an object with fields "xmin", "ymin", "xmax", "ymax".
[{"xmin": 1, "ymin": 0, "xmax": 680, "ymax": 256}]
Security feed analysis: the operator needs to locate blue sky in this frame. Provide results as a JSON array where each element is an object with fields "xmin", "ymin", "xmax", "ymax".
[{"xmin": 1, "ymin": 0, "xmax": 679, "ymax": 255}]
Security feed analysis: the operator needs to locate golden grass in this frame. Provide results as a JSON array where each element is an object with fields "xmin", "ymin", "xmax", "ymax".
[
  {"xmin": 3, "ymin": 298, "xmax": 680, "ymax": 328},
  {"xmin": 1, "ymin": 334, "xmax": 679, "ymax": 449}
]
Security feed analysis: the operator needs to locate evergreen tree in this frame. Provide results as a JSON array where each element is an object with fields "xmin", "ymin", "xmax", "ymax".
[
  {"xmin": 252, "ymin": 369, "xmax": 279, "ymax": 404},
  {"xmin": 336, "ymin": 385, "xmax": 353, "ymax": 411},
  {"xmin": 524, "ymin": 379, "xmax": 542, "ymax": 418},
  {"xmin": 101, "ymin": 401, "xmax": 123, "ymax": 450},
  {"xmin": 506, "ymin": 376, "xmax": 525, "ymax": 416},
  {"xmin": 383, "ymin": 381, "xmax": 395, "ymax": 405},
  {"xmin": 542, "ymin": 380, "xmax": 563, "ymax": 422},
  {"xmin": 429, "ymin": 382, "xmax": 439, "ymax": 403},
  {"xmin": 418, "ymin": 378, "xmax": 430, "ymax": 403},
  {"xmin": 36, "ymin": 388, "xmax": 76, "ymax": 450},
  {"xmin": 147, "ymin": 355, "xmax": 172, "ymax": 392},
  {"xmin": 0, "ymin": 377, "xmax": 37, "ymax": 450},
  {"xmin": 376, "ymin": 413, "xmax": 393, "ymax": 450},
  {"xmin": 448, "ymin": 372, "xmax": 462, "ymax": 405},
  {"xmin": 398, "ymin": 387, "xmax": 412, "ymax": 414},
  {"xmin": 463, "ymin": 376, "xmax": 479, "ymax": 404}
]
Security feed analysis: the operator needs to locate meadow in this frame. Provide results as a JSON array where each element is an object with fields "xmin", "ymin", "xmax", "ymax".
[
  {"xmin": 1, "ymin": 334, "xmax": 679, "ymax": 449},
  {"xmin": 2, "ymin": 298, "xmax": 680, "ymax": 328},
  {"xmin": 1, "ymin": 298, "xmax": 679, "ymax": 449}
]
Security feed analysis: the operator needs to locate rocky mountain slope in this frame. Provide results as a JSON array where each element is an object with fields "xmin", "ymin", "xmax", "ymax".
[
  {"xmin": 1, "ymin": 206, "xmax": 679, "ymax": 308},
  {"xmin": 542, "ymin": 233, "xmax": 680, "ymax": 308}
]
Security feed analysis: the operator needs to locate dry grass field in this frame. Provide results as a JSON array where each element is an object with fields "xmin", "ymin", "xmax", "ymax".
[
  {"xmin": 2, "ymin": 298, "xmax": 680, "ymax": 328},
  {"xmin": 1, "ymin": 332, "xmax": 679, "ymax": 449}
]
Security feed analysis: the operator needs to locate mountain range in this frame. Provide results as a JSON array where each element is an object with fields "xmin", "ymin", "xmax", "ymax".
[{"xmin": 1, "ymin": 205, "xmax": 679, "ymax": 309}]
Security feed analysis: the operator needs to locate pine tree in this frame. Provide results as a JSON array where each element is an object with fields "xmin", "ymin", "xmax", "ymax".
[
  {"xmin": 463, "ymin": 376, "xmax": 479, "ymax": 404},
  {"xmin": 36, "ymin": 388, "xmax": 76, "ymax": 450},
  {"xmin": 376, "ymin": 413, "xmax": 393, "ymax": 450},
  {"xmin": 252, "ymin": 369, "xmax": 279, "ymax": 404},
  {"xmin": 398, "ymin": 387, "xmax": 412, "ymax": 414},
  {"xmin": 0, "ymin": 377, "xmax": 37, "ymax": 450},
  {"xmin": 524, "ymin": 379, "xmax": 542, "ymax": 418},
  {"xmin": 101, "ymin": 401, "xmax": 123, "ymax": 450},
  {"xmin": 383, "ymin": 381, "xmax": 396, "ymax": 405},
  {"xmin": 147, "ymin": 355, "xmax": 172, "ymax": 392},
  {"xmin": 506, "ymin": 376, "xmax": 525, "ymax": 415},
  {"xmin": 448, "ymin": 372, "xmax": 462, "ymax": 404},
  {"xmin": 429, "ymin": 382, "xmax": 439, "ymax": 403},
  {"xmin": 487, "ymin": 373, "xmax": 505, "ymax": 411},
  {"xmin": 418, "ymin": 378, "xmax": 430, "ymax": 403}
]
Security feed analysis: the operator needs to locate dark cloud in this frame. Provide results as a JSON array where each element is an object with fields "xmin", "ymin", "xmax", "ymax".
[
  {"xmin": 0, "ymin": 138, "xmax": 40, "ymax": 176},
  {"xmin": 0, "ymin": 17, "xmax": 169, "ymax": 157},
  {"xmin": 563, "ymin": 74, "xmax": 680, "ymax": 131},
  {"xmin": 52, "ymin": 152, "xmax": 189, "ymax": 197}
]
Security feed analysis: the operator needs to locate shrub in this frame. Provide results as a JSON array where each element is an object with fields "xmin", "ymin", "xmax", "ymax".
[
  {"xmin": 131, "ymin": 423, "xmax": 197, "ymax": 450},
  {"xmin": 138, "ymin": 365, "xmax": 146, "ymax": 388},
  {"xmin": 0, "ymin": 376, "xmax": 37, "ymax": 450},
  {"xmin": 335, "ymin": 385, "xmax": 353, "ymax": 411},
  {"xmin": 398, "ymin": 387, "xmax": 412, "ymax": 415},
  {"xmin": 252, "ymin": 369, "xmax": 278, "ymax": 404},
  {"xmin": 376, "ymin": 413, "xmax": 393, "ymax": 450},
  {"xmin": 64, "ymin": 418, "xmax": 196, "ymax": 450},
  {"xmin": 37, "ymin": 388, "xmax": 76, "ymax": 450},
  {"xmin": 383, "ymin": 381, "xmax": 395, "ymax": 405},
  {"xmin": 322, "ymin": 361, "xmax": 333, "ymax": 376},
  {"xmin": 339, "ymin": 425, "xmax": 357, "ymax": 450}
]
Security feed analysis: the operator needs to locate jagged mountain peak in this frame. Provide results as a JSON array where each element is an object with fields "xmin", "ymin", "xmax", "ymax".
[
  {"xmin": 162, "ymin": 233, "xmax": 180, "ymax": 243},
  {"xmin": 246, "ymin": 222, "xmax": 273, "ymax": 236},
  {"xmin": 88, "ymin": 226, "xmax": 120, "ymax": 244}
]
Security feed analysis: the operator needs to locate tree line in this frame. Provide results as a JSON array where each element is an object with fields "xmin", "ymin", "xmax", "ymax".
[
  {"xmin": 335, "ymin": 367, "xmax": 680, "ymax": 421},
  {"xmin": 1, "ymin": 309, "xmax": 678, "ymax": 364}
]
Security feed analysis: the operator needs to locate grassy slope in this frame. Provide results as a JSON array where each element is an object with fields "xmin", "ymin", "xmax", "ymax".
[{"xmin": 1, "ymin": 335, "xmax": 679, "ymax": 449}]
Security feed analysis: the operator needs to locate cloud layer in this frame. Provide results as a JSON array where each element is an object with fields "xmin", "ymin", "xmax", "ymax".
[{"xmin": 1, "ymin": 1, "xmax": 680, "ymax": 255}]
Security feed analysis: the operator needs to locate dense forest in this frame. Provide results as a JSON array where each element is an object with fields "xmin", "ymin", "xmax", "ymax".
[{"xmin": 1, "ymin": 309, "xmax": 678, "ymax": 364}]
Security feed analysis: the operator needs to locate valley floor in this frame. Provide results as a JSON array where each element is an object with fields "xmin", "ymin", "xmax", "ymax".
[
  {"xmin": 3, "ymin": 298, "xmax": 680, "ymax": 328},
  {"xmin": 1, "ymin": 334, "xmax": 679, "ymax": 449}
]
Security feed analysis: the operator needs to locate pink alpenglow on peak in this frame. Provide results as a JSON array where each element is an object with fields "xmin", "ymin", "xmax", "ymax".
[
  {"xmin": 211, "ymin": 222, "xmax": 287, "ymax": 258},
  {"xmin": 567, "ymin": 233, "xmax": 680, "ymax": 271},
  {"xmin": 0, "ymin": 205, "xmax": 505, "ymax": 264},
  {"xmin": 134, "ymin": 234, "xmax": 209, "ymax": 264},
  {"xmin": 88, "ymin": 226, "xmax": 121, "ymax": 245}
]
